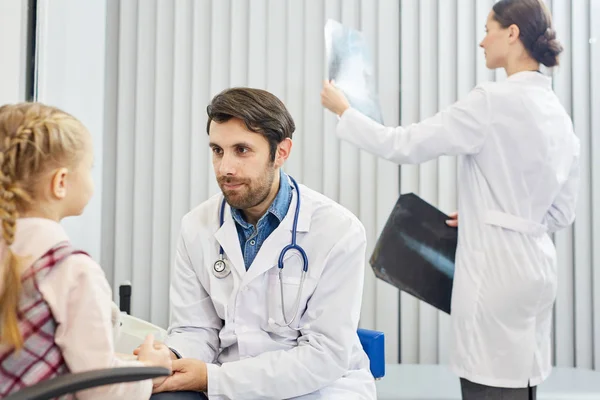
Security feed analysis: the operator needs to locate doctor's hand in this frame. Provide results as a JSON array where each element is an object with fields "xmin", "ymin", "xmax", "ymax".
[
  {"xmin": 321, "ymin": 80, "xmax": 350, "ymax": 117},
  {"xmin": 152, "ymin": 358, "xmax": 208, "ymax": 394},
  {"xmin": 446, "ymin": 211, "xmax": 458, "ymax": 228},
  {"xmin": 136, "ymin": 334, "xmax": 173, "ymax": 386}
]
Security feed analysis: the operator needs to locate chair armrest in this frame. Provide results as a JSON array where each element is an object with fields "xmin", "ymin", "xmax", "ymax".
[{"xmin": 5, "ymin": 366, "xmax": 170, "ymax": 400}]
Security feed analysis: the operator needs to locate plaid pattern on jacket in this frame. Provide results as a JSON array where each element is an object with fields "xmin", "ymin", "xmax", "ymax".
[{"xmin": 0, "ymin": 241, "xmax": 87, "ymax": 398}]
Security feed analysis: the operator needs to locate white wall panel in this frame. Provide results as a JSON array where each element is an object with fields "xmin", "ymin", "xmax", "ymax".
[
  {"xmin": 0, "ymin": 0, "xmax": 27, "ymax": 105},
  {"xmin": 591, "ymin": 0, "xmax": 600, "ymax": 371},
  {"xmin": 571, "ymin": 0, "xmax": 593, "ymax": 369}
]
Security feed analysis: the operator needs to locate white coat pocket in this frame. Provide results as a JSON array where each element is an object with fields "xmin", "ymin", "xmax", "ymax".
[
  {"xmin": 266, "ymin": 265, "xmax": 305, "ymax": 333},
  {"xmin": 450, "ymin": 248, "xmax": 484, "ymax": 318}
]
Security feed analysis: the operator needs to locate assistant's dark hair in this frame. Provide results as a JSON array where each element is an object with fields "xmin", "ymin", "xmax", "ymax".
[
  {"xmin": 493, "ymin": 0, "xmax": 563, "ymax": 67},
  {"xmin": 206, "ymin": 88, "xmax": 295, "ymax": 162}
]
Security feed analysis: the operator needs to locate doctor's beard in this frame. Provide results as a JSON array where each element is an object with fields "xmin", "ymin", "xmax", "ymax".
[{"xmin": 218, "ymin": 164, "xmax": 277, "ymax": 211}]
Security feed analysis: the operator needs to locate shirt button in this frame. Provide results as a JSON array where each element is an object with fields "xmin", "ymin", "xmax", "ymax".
[{"xmin": 250, "ymin": 240, "xmax": 256, "ymax": 245}]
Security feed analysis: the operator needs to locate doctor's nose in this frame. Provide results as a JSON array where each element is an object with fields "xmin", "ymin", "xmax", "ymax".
[{"xmin": 217, "ymin": 152, "xmax": 238, "ymax": 176}]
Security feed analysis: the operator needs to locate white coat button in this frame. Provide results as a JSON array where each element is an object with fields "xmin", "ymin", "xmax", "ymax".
[{"xmin": 240, "ymin": 325, "xmax": 248, "ymax": 333}]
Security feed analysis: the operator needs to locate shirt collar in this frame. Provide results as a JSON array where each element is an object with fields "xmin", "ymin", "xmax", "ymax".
[
  {"xmin": 506, "ymin": 70, "xmax": 552, "ymax": 88},
  {"xmin": 231, "ymin": 169, "xmax": 292, "ymax": 228}
]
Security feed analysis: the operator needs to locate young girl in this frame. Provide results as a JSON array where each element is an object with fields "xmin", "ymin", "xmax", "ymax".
[{"xmin": 0, "ymin": 103, "xmax": 172, "ymax": 398}]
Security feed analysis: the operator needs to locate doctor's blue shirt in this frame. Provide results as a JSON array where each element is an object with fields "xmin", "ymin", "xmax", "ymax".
[{"xmin": 230, "ymin": 170, "xmax": 292, "ymax": 270}]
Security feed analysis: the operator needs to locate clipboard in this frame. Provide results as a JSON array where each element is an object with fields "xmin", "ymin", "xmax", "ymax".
[{"xmin": 370, "ymin": 193, "xmax": 457, "ymax": 314}]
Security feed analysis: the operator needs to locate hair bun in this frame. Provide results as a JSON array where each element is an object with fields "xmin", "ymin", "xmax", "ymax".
[{"xmin": 531, "ymin": 28, "xmax": 563, "ymax": 67}]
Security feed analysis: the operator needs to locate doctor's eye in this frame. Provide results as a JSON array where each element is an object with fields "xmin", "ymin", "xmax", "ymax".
[
  {"xmin": 236, "ymin": 146, "xmax": 250, "ymax": 155},
  {"xmin": 211, "ymin": 147, "xmax": 223, "ymax": 156}
]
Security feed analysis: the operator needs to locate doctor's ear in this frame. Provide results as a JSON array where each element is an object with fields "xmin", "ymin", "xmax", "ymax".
[
  {"xmin": 274, "ymin": 138, "xmax": 292, "ymax": 168},
  {"xmin": 507, "ymin": 24, "xmax": 520, "ymax": 43}
]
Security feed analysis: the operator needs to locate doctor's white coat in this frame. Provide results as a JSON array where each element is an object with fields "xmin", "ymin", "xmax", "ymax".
[
  {"xmin": 165, "ymin": 181, "xmax": 376, "ymax": 399},
  {"xmin": 336, "ymin": 71, "xmax": 580, "ymax": 388}
]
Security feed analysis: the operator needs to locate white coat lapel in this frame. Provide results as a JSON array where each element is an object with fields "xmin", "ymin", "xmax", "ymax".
[
  {"xmin": 213, "ymin": 203, "xmax": 246, "ymax": 279},
  {"xmin": 241, "ymin": 187, "xmax": 312, "ymax": 285}
]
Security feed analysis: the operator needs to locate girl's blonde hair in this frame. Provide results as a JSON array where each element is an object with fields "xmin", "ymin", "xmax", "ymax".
[{"xmin": 0, "ymin": 102, "xmax": 87, "ymax": 349}]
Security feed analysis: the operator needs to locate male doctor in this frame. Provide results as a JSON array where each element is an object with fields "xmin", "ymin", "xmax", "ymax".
[{"xmin": 152, "ymin": 88, "xmax": 376, "ymax": 399}]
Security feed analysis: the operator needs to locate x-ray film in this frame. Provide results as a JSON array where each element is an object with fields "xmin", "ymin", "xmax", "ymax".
[
  {"xmin": 325, "ymin": 19, "xmax": 384, "ymax": 124},
  {"xmin": 370, "ymin": 193, "xmax": 457, "ymax": 314}
]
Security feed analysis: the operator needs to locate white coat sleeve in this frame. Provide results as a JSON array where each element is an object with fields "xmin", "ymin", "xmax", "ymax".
[
  {"xmin": 164, "ymin": 227, "xmax": 222, "ymax": 362},
  {"xmin": 543, "ymin": 139, "xmax": 580, "ymax": 232},
  {"xmin": 205, "ymin": 217, "xmax": 367, "ymax": 399},
  {"xmin": 336, "ymin": 85, "xmax": 491, "ymax": 164}
]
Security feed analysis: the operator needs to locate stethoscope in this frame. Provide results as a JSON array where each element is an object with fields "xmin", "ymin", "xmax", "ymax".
[{"xmin": 213, "ymin": 176, "xmax": 308, "ymax": 328}]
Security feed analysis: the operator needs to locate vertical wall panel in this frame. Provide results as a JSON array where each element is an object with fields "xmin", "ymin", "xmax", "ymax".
[
  {"xmin": 552, "ymin": 0, "xmax": 576, "ymax": 368},
  {"xmin": 572, "ymin": 0, "xmax": 594, "ymax": 369},
  {"xmin": 322, "ymin": 0, "xmax": 342, "ymax": 206},
  {"xmin": 338, "ymin": 0, "xmax": 361, "ymax": 218},
  {"xmin": 101, "ymin": 0, "xmax": 120, "ymax": 286},
  {"xmin": 207, "ymin": 0, "xmax": 230, "ymax": 198},
  {"xmin": 475, "ymin": 0, "xmax": 495, "ymax": 84},
  {"xmin": 130, "ymin": 0, "xmax": 157, "ymax": 318},
  {"xmin": 591, "ymin": 0, "xmax": 600, "ymax": 370},
  {"xmin": 436, "ymin": 0, "xmax": 458, "ymax": 365},
  {"xmin": 150, "ymin": 0, "xmax": 175, "ymax": 326},
  {"xmin": 169, "ymin": 0, "xmax": 193, "ymax": 259},
  {"xmin": 398, "ymin": 0, "xmax": 420, "ymax": 364},
  {"xmin": 230, "ymin": 0, "xmax": 249, "ymax": 87},
  {"xmin": 457, "ymin": 0, "xmax": 476, "ymax": 97},
  {"xmin": 0, "ymin": 0, "xmax": 27, "ymax": 105},
  {"xmin": 112, "ymin": 0, "xmax": 138, "ymax": 301},
  {"xmin": 247, "ymin": 0, "xmax": 266, "ymax": 88},
  {"xmin": 418, "ymin": 0, "xmax": 440, "ymax": 364},
  {"xmin": 356, "ymin": 0, "xmax": 378, "ymax": 342},
  {"xmin": 302, "ymin": 0, "xmax": 324, "ymax": 192},
  {"xmin": 284, "ymin": 0, "xmax": 304, "ymax": 180},
  {"xmin": 170, "ymin": 1, "xmax": 192, "ymax": 275},
  {"xmin": 266, "ymin": 0, "xmax": 287, "ymax": 101},
  {"xmin": 374, "ymin": 0, "xmax": 401, "ymax": 363},
  {"xmin": 188, "ymin": 0, "xmax": 211, "ymax": 210}
]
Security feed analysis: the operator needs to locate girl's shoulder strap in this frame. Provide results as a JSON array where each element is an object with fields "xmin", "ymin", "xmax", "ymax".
[{"xmin": 22, "ymin": 241, "xmax": 90, "ymax": 284}]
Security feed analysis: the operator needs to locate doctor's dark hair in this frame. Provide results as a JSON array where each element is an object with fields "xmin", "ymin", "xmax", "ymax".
[
  {"xmin": 492, "ymin": 0, "xmax": 563, "ymax": 67},
  {"xmin": 206, "ymin": 88, "xmax": 295, "ymax": 162}
]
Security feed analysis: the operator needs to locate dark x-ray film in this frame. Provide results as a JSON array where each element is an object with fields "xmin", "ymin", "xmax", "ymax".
[
  {"xmin": 370, "ymin": 193, "xmax": 458, "ymax": 314},
  {"xmin": 324, "ymin": 19, "xmax": 384, "ymax": 124}
]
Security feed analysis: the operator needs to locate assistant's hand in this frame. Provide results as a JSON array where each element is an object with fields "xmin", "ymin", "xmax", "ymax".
[
  {"xmin": 321, "ymin": 80, "xmax": 350, "ymax": 117},
  {"xmin": 152, "ymin": 358, "xmax": 208, "ymax": 393},
  {"xmin": 446, "ymin": 211, "xmax": 458, "ymax": 228}
]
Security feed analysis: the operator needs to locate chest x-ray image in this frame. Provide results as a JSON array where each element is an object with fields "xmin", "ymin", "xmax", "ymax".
[
  {"xmin": 370, "ymin": 193, "xmax": 457, "ymax": 314},
  {"xmin": 325, "ymin": 19, "xmax": 384, "ymax": 124}
]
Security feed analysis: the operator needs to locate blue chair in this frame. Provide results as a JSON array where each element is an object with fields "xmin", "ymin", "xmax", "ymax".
[{"xmin": 357, "ymin": 328, "xmax": 385, "ymax": 379}]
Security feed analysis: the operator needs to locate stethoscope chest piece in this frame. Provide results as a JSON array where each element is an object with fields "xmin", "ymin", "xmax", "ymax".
[{"xmin": 213, "ymin": 256, "xmax": 231, "ymax": 279}]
